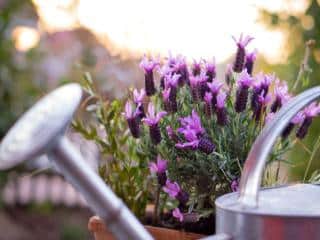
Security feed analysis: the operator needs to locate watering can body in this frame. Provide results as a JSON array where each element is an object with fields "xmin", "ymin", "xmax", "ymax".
[
  {"xmin": 216, "ymin": 184, "xmax": 320, "ymax": 240},
  {"xmin": 212, "ymin": 86, "xmax": 320, "ymax": 240}
]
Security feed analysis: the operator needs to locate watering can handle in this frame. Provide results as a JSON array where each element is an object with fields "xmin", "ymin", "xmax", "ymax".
[{"xmin": 238, "ymin": 86, "xmax": 320, "ymax": 207}]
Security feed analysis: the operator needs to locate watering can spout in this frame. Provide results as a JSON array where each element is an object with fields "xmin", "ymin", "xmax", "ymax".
[{"xmin": 239, "ymin": 86, "xmax": 320, "ymax": 207}]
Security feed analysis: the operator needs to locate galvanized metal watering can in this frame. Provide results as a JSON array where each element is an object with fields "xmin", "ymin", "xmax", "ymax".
[
  {"xmin": 210, "ymin": 85, "xmax": 320, "ymax": 240},
  {"xmin": 1, "ymin": 83, "xmax": 320, "ymax": 240}
]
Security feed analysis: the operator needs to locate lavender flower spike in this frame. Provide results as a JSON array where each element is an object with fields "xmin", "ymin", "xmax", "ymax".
[
  {"xmin": 139, "ymin": 55, "xmax": 160, "ymax": 96},
  {"xmin": 177, "ymin": 110, "xmax": 215, "ymax": 154},
  {"xmin": 142, "ymin": 103, "xmax": 167, "ymax": 144},
  {"xmin": 225, "ymin": 64, "xmax": 233, "ymax": 85},
  {"xmin": 198, "ymin": 136, "xmax": 215, "ymax": 154},
  {"xmin": 235, "ymin": 69, "xmax": 253, "ymax": 112},
  {"xmin": 254, "ymin": 92, "xmax": 271, "ymax": 122},
  {"xmin": 296, "ymin": 102, "xmax": 320, "ymax": 139},
  {"xmin": 123, "ymin": 101, "xmax": 140, "ymax": 138},
  {"xmin": 204, "ymin": 92, "xmax": 213, "ymax": 117},
  {"xmin": 192, "ymin": 59, "xmax": 202, "ymax": 76},
  {"xmin": 189, "ymin": 75, "xmax": 201, "ymax": 102},
  {"xmin": 251, "ymin": 72, "xmax": 273, "ymax": 111},
  {"xmin": 133, "ymin": 88, "xmax": 146, "ymax": 104},
  {"xmin": 179, "ymin": 110, "xmax": 205, "ymax": 135},
  {"xmin": 216, "ymin": 91, "xmax": 228, "ymax": 126},
  {"xmin": 149, "ymin": 156, "xmax": 167, "ymax": 174},
  {"xmin": 282, "ymin": 111, "xmax": 305, "ymax": 139},
  {"xmin": 172, "ymin": 208, "xmax": 184, "ymax": 222},
  {"xmin": 149, "ymin": 156, "xmax": 168, "ymax": 186},
  {"xmin": 231, "ymin": 179, "xmax": 239, "ymax": 192},
  {"xmin": 165, "ymin": 73, "xmax": 180, "ymax": 112},
  {"xmin": 204, "ymin": 58, "xmax": 216, "ymax": 82},
  {"xmin": 162, "ymin": 87, "xmax": 171, "ymax": 112},
  {"xmin": 232, "ymin": 34, "xmax": 254, "ymax": 72},
  {"xmin": 207, "ymin": 80, "xmax": 224, "ymax": 109},
  {"xmin": 158, "ymin": 64, "xmax": 173, "ymax": 89},
  {"xmin": 271, "ymin": 79, "xmax": 290, "ymax": 113},
  {"xmin": 173, "ymin": 55, "xmax": 188, "ymax": 85},
  {"xmin": 163, "ymin": 180, "xmax": 180, "ymax": 198},
  {"xmin": 166, "ymin": 126, "xmax": 178, "ymax": 142},
  {"xmin": 245, "ymin": 49, "xmax": 257, "ymax": 75},
  {"xmin": 133, "ymin": 88, "xmax": 146, "ymax": 118}
]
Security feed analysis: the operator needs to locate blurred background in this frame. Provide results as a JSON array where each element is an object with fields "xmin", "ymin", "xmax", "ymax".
[{"xmin": 0, "ymin": 0, "xmax": 319, "ymax": 239}]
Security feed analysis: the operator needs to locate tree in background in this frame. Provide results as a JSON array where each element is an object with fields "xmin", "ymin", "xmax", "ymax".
[{"xmin": 259, "ymin": 0, "xmax": 320, "ymax": 180}]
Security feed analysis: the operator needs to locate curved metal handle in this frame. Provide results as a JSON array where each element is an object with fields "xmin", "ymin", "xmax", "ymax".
[{"xmin": 239, "ymin": 86, "xmax": 320, "ymax": 207}]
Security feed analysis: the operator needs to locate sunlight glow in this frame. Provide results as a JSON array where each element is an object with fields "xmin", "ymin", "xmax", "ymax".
[
  {"xmin": 32, "ymin": 0, "xmax": 309, "ymax": 64},
  {"xmin": 12, "ymin": 26, "xmax": 40, "ymax": 52}
]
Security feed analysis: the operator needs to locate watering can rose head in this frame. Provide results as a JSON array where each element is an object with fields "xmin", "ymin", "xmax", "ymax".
[{"xmin": 123, "ymin": 34, "xmax": 320, "ymax": 223}]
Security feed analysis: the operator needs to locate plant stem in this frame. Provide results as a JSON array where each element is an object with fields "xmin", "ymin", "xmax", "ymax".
[
  {"xmin": 153, "ymin": 185, "xmax": 161, "ymax": 225},
  {"xmin": 292, "ymin": 39, "xmax": 315, "ymax": 92},
  {"xmin": 275, "ymin": 160, "xmax": 281, "ymax": 183},
  {"xmin": 303, "ymin": 135, "xmax": 320, "ymax": 182}
]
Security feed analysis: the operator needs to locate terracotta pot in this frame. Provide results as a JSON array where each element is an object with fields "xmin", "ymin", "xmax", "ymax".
[{"xmin": 88, "ymin": 216, "xmax": 205, "ymax": 240}]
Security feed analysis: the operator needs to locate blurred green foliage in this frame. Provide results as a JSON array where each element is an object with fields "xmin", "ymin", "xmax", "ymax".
[
  {"xmin": 259, "ymin": 0, "xmax": 320, "ymax": 180},
  {"xmin": 60, "ymin": 224, "xmax": 87, "ymax": 240},
  {"xmin": 72, "ymin": 73, "xmax": 150, "ymax": 219},
  {"xmin": 0, "ymin": 0, "xmax": 42, "ymax": 138}
]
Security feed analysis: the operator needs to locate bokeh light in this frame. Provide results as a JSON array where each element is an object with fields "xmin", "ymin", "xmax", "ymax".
[
  {"xmin": 12, "ymin": 26, "xmax": 40, "ymax": 52},
  {"xmin": 31, "ymin": 0, "xmax": 309, "ymax": 64}
]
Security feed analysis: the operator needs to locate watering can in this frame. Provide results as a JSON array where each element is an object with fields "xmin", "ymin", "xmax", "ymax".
[
  {"xmin": 208, "ymin": 85, "xmax": 320, "ymax": 240},
  {"xmin": 1, "ymin": 83, "xmax": 320, "ymax": 240}
]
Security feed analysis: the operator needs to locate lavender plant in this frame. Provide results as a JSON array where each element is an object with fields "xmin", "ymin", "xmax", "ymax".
[{"xmin": 125, "ymin": 34, "xmax": 320, "ymax": 224}]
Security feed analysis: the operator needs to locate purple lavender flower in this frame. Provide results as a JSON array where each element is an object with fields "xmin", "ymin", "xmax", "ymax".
[
  {"xmin": 162, "ymin": 87, "xmax": 171, "ymax": 112},
  {"xmin": 198, "ymin": 136, "xmax": 215, "ymax": 154},
  {"xmin": 192, "ymin": 59, "xmax": 202, "ymax": 76},
  {"xmin": 176, "ymin": 110, "xmax": 215, "ymax": 154},
  {"xmin": 166, "ymin": 126, "xmax": 179, "ymax": 142},
  {"xmin": 254, "ymin": 92, "xmax": 271, "ymax": 122},
  {"xmin": 225, "ymin": 64, "xmax": 233, "ymax": 85},
  {"xmin": 163, "ymin": 179, "xmax": 189, "ymax": 207},
  {"xmin": 271, "ymin": 79, "xmax": 290, "ymax": 113},
  {"xmin": 251, "ymin": 73, "xmax": 273, "ymax": 111},
  {"xmin": 142, "ymin": 103, "xmax": 167, "ymax": 144},
  {"xmin": 172, "ymin": 208, "xmax": 184, "ymax": 222},
  {"xmin": 176, "ymin": 190, "xmax": 189, "ymax": 206},
  {"xmin": 158, "ymin": 65, "xmax": 173, "ymax": 89},
  {"xmin": 232, "ymin": 34, "xmax": 254, "ymax": 72},
  {"xmin": 176, "ymin": 129, "xmax": 199, "ymax": 150},
  {"xmin": 231, "ymin": 179, "xmax": 239, "ymax": 192},
  {"xmin": 173, "ymin": 55, "xmax": 189, "ymax": 85},
  {"xmin": 133, "ymin": 88, "xmax": 146, "ymax": 104},
  {"xmin": 165, "ymin": 73, "xmax": 180, "ymax": 112},
  {"xmin": 204, "ymin": 92, "xmax": 213, "ymax": 117},
  {"xmin": 296, "ymin": 102, "xmax": 320, "ymax": 139},
  {"xmin": 235, "ymin": 70, "xmax": 253, "ymax": 112},
  {"xmin": 207, "ymin": 80, "xmax": 224, "ymax": 110},
  {"xmin": 149, "ymin": 156, "xmax": 168, "ymax": 186},
  {"xmin": 189, "ymin": 73, "xmax": 208, "ymax": 101},
  {"xmin": 167, "ymin": 51, "xmax": 178, "ymax": 67},
  {"xmin": 123, "ymin": 101, "xmax": 140, "ymax": 138},
  {"xmin": 163, "ymin": 180, "xmax": 181, "ymax": 198},
  {"xmin": 282, "ymin": 111, "xmax": 305, "ymax": 139},
  {"xmin": 179, "ymin": 110, "xmax": 205, "ymax": 135},
  {"xmin": 133, "ymin": 88, "xmax": 146, "ymax": 118},
  {"xmin": 216, "ymin": 91, "xmax": 228, "ymax": 126},
  {"xmin": 149, "ymin": 156, "xmax": 167, "ymax": 174},
  {"xmin": 244, "ymin": 49, "xmax": 257, "ymax": 75},
  {"xmin": 140, "ymin": 55, "xmax": 160, "ymax": 96},
  {"xmin": 204, "ymin": 58, "xmax": 216, "ymax": 83}
]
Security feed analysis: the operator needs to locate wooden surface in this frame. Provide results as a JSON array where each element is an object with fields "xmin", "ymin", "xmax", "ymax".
[{"xmin": 88, "ymin": 216, "xmax": 205, "ymax": 240}]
